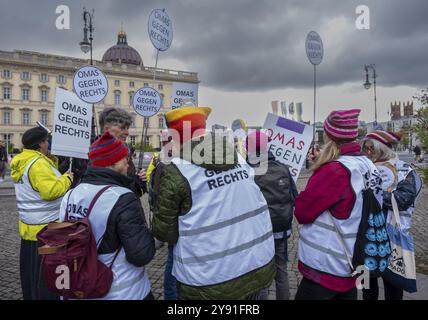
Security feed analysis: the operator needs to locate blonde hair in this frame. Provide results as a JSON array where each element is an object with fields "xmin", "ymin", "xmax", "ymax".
[{"xmin": 311, "ymin": 135, "xmax": 341, "ymax": 172}]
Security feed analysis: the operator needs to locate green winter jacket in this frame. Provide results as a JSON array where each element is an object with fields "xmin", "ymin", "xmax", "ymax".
[{"xmin": 152, "ymin": 134, "xmax": 275, "ymax": 300}]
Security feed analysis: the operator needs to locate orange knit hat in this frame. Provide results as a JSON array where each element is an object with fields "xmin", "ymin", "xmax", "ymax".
[{"xmin": 165, "ymin": 107, "xmax": 211, "ymax": 143}]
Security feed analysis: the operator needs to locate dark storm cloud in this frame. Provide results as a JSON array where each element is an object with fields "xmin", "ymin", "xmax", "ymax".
[{"xmin": 0, "ymin": 0, "xmax": 426, "ymax": 91}]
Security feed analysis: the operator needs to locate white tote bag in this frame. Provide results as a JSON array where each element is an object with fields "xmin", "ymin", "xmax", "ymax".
[{"xmin": 383, "ymin": 194, "xmax": 417, "ymax": 293}]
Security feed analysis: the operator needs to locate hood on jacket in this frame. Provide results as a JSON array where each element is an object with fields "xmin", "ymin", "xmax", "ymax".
[
  {"xmin": 180, "ymin": 133, "xmax": 238, "ymax": 171},
  {"xmin": 80, "ymin": 165, "xmax": 135, "ymax": 189},
  {"xmin": 10, "ymin": 149, "xmax": 52, "ymax": 183}
]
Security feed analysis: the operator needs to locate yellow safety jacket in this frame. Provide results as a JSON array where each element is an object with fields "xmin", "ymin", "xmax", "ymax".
[{"xmin": 10, "ymin": 149, "xmax": 72, "ymax": 241}]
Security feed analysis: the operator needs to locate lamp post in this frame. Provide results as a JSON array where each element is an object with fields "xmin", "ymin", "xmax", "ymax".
[
  {"xmin": 79, "ymin": 8, "xmax": 97, "ymax": 142},
  {"xmin": 363, "ymin": 64, "xmax": 378, "ymax": 127}
]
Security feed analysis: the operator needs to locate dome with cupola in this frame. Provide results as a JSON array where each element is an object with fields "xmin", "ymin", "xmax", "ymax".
[{"xmin": 102, "ymin": 27, "xmax": 143, "ymax": 66}]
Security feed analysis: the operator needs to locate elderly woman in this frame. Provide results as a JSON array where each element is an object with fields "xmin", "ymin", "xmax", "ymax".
[
  {"xmin": 361, "ymin": 130, "xmax": 422, "ymax": 300},
  {"xmin": 294, "ymin": 109, "xmax": 382, "ymax": 300}
]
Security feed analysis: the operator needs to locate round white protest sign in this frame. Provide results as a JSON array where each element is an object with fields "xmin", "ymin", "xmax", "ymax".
[
  {"xmin": 305, "ymin": 31, "xmax": 324, "ymax": 65},
  {"xmin": 73, "ymin": 65, "xmax": 108, "ymax": 104},
  {"xmin": 148, "ymin": 9, "xmax": 173, "ymax": 51},
  {"xmin": 132, "ymin": 87, "xmax": 162, "ymax": 117}
]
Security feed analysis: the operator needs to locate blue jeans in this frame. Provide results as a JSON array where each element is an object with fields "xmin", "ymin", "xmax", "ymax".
[{"xmin": 164, "ymin": 245, "xmax": 177, "ymax": 300}]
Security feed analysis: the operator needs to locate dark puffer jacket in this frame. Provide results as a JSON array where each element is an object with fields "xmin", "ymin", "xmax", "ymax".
[
  {"xmin": 152, "ymin": 134, "xmax": 275, "ymax": 300},
  {"xmin": 79, "ymin": 166, "xmax": 155, "ymax": 267}
]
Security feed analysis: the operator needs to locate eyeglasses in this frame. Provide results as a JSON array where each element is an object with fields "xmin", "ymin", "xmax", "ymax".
[{"xmin": 363, "ymin": 145, "xmax": 374, "ymax": 153}]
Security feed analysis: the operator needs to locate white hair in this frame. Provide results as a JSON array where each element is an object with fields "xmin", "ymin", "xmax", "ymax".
[{"xmin": 363, "ymin": 138, "xmax": 398, "ymax": 162}]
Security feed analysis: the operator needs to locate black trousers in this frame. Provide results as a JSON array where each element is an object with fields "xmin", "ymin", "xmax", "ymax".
[
  {"xmin": 362, "ymin": 277, "xmax": 403, "ymax": 300},
  {"xmin": 295, "ymin": 277, "xmax": 357, "ymax": 300},
  {"xmin": 20, "ymin": 239, "xmax": 59, "ymax": 300}
]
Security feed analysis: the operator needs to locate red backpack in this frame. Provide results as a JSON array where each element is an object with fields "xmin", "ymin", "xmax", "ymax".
[{"xmin": 37, "ymin": 185, "xmax": 119, "ymax": 299}]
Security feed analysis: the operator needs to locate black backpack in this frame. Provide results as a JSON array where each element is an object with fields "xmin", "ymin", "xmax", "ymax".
[
  {"xmin": 352, "ymin": 188, "xmax": 391, "ymax": 277},
  {"xmin": 254, "ymin": 159, "xmax": 295, "ymax": 232}
]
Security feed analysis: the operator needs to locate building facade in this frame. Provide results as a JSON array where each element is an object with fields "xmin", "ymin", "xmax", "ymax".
[{"xmin": 0, "ymin": 30, "xmax": 199, "ymax": 151}]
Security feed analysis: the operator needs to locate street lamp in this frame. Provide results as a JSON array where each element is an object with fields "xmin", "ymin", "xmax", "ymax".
[
  {"xmin": 364, "ymin": 64, "xmax": 378, "ymax": 125},
  {"xmin": 79, "ymin": 8, "xmax": 97, "ymax": 142},
  {"xmin": 79, "ymin": 8, "xmax": 94, "ymax": 64}
]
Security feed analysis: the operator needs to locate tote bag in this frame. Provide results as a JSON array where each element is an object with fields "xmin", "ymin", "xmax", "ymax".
[{"xmin": 383, "ymin": 194, "xmax": 417, "ymax": 293}]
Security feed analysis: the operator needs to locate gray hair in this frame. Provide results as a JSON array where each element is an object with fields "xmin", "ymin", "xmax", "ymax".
[
  {"xmin": 363, "ymin": 138, "xmax": 398, "ymax": 162},
  {"xmin": 99, "ymin": 108, "xmax": 132, "ymax": 132}
]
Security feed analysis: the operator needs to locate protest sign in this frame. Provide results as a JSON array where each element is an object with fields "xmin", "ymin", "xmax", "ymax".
[
  {"xmin": 263, "ymin": 113, "xmax": 313, "ymax": 181},
  {"xmin": 148, "ymin": 8, "xmax": 173, "ymax": 52},
  {"xmin": 73, "ymin": 65, "xmax": 108, "ymax": 104},
  {"xmin": 305, "ymin": 31, "xmax": 324, "ymax": 66},
  {"xmin": 170, "ymin": 82, "xmax": 199, "ymax": 109},
  {"xmin": 51, "ymin": 88, "xmax": 92, "ymax": 159},
  {"xmin": 132, "ymin": 87, "xmax": 162, "ymax": 117}
]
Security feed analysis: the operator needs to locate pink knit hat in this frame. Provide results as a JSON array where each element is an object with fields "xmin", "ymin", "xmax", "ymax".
[
  {"xmin": 323, "ymin": 109, "xmax": 361, "ymax": 142},
  {"xmin": 246, "ymin": 131, "xmax": 271, "ymax": 154},
  {"xmin": 366, "ymin": 130, "xmax": 402, "ymax": 148}
]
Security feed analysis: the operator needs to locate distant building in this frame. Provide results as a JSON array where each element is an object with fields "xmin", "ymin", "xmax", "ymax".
[{"xmin": 0, "ymin": 29, "xmax": 199, "ymax": 150}]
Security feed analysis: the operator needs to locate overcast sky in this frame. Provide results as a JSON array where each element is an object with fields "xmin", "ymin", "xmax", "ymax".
[{"xmin": 0, "ymin": 0, "xmax": 427, "ymax": 127}]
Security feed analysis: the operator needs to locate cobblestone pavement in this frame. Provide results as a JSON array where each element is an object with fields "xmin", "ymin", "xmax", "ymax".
[{"xmin": 1, "ymin": 173, "xmax": 427, "ymax": 300}]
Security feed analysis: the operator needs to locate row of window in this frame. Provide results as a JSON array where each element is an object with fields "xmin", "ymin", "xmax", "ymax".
[
  {"xmin": 2, "ymin": 110, "xmax": 164, "ymax": 129},
  {"xmin": 114, "ymin": 91, "xmax": 165, "ymax": 107},
  {"xmin": 2, "ymin": 111, "xmax": 48, "ymax": 126},
  {"xmin": 128, "ymin": 115, "xmax": 165, "ymax": 129},
  {"xmin": 128, "ymin": 135, "xmax": 158, "ymax": 146},
  {"xmin": 2, "ymin": 70, "xmax": 166, "ymax": 90},
  {"xmin": 3, "ymin": 87, "xmax": 165, "ymax": 104},
  {"xmin": 3, "ymin": 87, "xmax": 49, "ymax": 102},
  {"xmin": 113, "ymin": 79, "xmax": 164, "ymax": 90},
  {"xmin": 2, "ymin": 69, "xmax": 66, "ymax": 84}
]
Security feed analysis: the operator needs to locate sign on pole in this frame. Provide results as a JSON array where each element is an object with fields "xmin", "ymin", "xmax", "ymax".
[
  {"xmin": 73, "ymin": 65, "xmax": 108, "ymax": 104},
  {"xmin": 170, "ymin": 82, "xmax": 199, "ymax": 109},
  {"xmin": 51, "ymin": 88, "xmax": 93, "ymax": 159},
  {"xmin": 148, "ymin": 8, "xmax": 173, "ymax": 52},
  {"xmin": 305, "ymin": 31, "xmax": 324, "ymax": 66},
  {"xmin": 132, "ymin": 87, "xmax": 162, "ymax": 117},
  {"xmin": 305, "ymin": 31, "xmax": 324, "ymax": 145},
  {"xmin": 263, "ymin": 113, "xmax": 313, "ymax": 181}
]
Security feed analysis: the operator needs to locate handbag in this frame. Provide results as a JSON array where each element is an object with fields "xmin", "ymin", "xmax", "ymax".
[{"xmin": 382, "ymin": 194, "xmax": 417, "ymax": 293}]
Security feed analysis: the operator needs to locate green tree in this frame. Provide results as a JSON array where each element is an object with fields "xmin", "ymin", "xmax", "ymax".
[{"xmin": 412, "ymin": 88, "xmax": 428, "ymax": 183}]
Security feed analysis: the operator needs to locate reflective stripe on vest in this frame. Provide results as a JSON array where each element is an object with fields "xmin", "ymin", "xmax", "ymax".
[
  {"xmin": 171, "ymin": 154, "xmax": 275, "ymax": 286},
  {"xmin": 59, "ymin": 183, "xmax": 151, "ymax": 300},
  {"xmin": 298, "ymin": 156, "xmax": 382, "ymax": 277},
  {"xmin": 15, "ymin": 156, "xmax": 63, "ymax": 225}
]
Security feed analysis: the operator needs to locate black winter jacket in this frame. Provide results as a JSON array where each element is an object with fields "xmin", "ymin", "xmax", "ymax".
[{"xmin": 79, "ymin": 166, "xmax": 155, "ymax": 267}]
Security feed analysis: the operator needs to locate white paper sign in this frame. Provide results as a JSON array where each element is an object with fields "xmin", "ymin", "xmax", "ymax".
[
  {"xmin": 51, "ymin": 88, "xmax": 93, "ymax": 159},
  {"xmin": 148, "ymin": 9, "xmax": 173, "ymax": 52},
  {"xmin": 263, "ymin": 113, "xmax": 313, "ymax": 181},
  {"xmin": 170, "ymin": 82, "xmax": 199, "ymax": 110},
  {"xmin": 305, "ymin": 31, "xmax": 324, "ymax": 65},
  {"xmin": 132, "ymin": 87, "xmax": 162, "ymax": 117},
  {"xmin": 73, "ymin": 65, "xmax": 108, "ymax": 104}
]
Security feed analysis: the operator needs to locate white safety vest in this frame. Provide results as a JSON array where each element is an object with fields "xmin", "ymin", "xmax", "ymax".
[
  {"xmin": 59, "ymin": 183, "xmax": 151, "ymax": 300},
  {"xmin": 379, "ymin": 160, "xmax": 421, "ymax": 233},
  {"xmin": 15, "ymin": 156, "xmax": 63, "ymax": 225},
  {"xmin": 171, "ymin": 154, "xmax": 275, "ymax": 286},
  {"xmin": 298, "ymin": 156, "xmax": 382, "ymax": 278}
]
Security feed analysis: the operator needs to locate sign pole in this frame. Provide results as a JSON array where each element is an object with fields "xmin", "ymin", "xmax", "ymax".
[
  {"xmin": 305, "ymin": 31, "xmax": 323, "ymax": 154},
  {"xmin": 313, "ymin": 64, "xmax": 317, "ymax": 145},
  {"xmin": 138, "ymin": 49, "xmax": 160, "ymax": 170},
  {"xmin": 137, "ymin": 8, "xmax": 172, "ymax": 169}
]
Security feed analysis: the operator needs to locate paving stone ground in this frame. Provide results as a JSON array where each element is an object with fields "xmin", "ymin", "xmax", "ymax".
[{"xmin": 1, "ymin": 168, "xmax": 427, "ymax": 300}]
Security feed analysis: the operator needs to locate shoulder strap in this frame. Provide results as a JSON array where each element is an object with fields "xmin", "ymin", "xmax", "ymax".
[
  {"xmin": 87, "ymin": 185, "xmax": 112, "ymax": 218},
  {"xmin": 65, "ymin": 185, "xmax": 111, "ymax": 221},
  {"xmin": 390, "ymin": 193, "xmax": 402, "ymax": 228}
]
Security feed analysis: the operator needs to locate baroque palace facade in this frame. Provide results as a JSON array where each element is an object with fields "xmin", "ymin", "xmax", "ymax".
[{"xmin": 0, "ymin": 29, "xmax": 199, "ymax": 151}]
